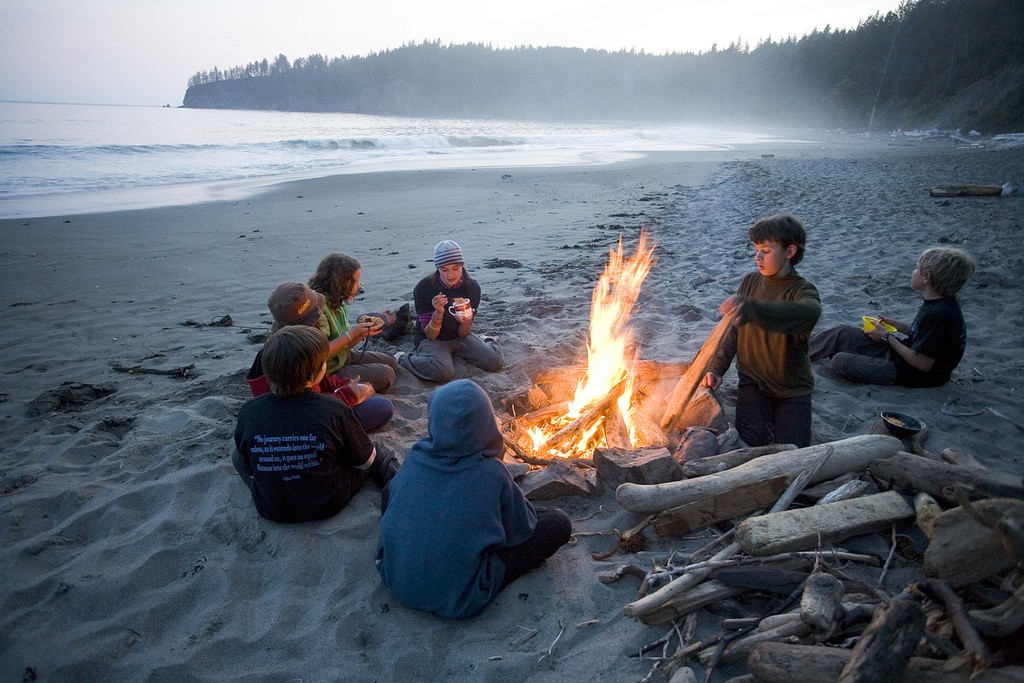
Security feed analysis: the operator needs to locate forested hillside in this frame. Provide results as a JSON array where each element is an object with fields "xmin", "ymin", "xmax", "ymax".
[{"xmin": 182, "ymin": 0, "xmax": 1024, "ymax": 132}]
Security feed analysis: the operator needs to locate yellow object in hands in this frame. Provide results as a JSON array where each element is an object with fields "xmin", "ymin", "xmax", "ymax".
[{"xmin": 862, "ymin": 316, "xmax": 897, "ymax": 333}]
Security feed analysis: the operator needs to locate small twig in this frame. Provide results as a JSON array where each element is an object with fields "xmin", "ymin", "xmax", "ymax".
[
  {"xmin": 572, "ymin": 504, "xmax": 616, "ymax": 523},
  {"xmin": 538, "ymin": 620, "xmax": 566, "ymax": 663},
  {"xmin": 877, "ymin": 525, "xmax": 899, "ymax": 588},
  {"xmin": 511, "ymin": 626, "xmax": 539, "ymax": 646}
]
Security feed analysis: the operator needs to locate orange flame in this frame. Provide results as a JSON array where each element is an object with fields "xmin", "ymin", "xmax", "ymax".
[{"xmin": 529, "ymin": 231, "xmax": 656, "ymax": 457}]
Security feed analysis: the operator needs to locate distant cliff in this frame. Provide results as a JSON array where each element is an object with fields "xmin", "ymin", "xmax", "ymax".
[{"xmin": 183, "ymin": 0, "xmax": 1024, "ymax": 132}]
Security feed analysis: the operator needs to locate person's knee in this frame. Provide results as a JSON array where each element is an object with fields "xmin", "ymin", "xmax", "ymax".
[
  {"xmin": 537, "ymin": 508, "xmax": 573, "ymax": 544},
  {"xmin": 830, "ymin": 352, "xmax": 864, "ymax": 382}
]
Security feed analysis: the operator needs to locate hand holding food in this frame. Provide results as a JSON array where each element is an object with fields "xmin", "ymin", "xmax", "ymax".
[{"xmin": 357, "ymin": 314, "xmax": 386, "ymax": 331}]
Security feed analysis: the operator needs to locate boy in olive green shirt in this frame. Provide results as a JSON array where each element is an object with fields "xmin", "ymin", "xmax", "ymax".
[{"xmin": 703, "ymin": 214, "xmax": 821, "ymax": 448}]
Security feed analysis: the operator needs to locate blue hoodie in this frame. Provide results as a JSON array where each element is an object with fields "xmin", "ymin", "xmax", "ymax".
[{"xmin": 377, "ymin": 379, "xmax": 537, "ymax": 619}]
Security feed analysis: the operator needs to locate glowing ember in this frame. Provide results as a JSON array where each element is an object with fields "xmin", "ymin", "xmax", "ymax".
[{"xmin": 527, "ymin": 231, "xmax": 656, "ymax": 457}]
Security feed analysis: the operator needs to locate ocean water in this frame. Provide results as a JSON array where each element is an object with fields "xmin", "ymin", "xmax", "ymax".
[{"xmin": 0, "ymin": 101, "xmax": 783, "ymax": 219}]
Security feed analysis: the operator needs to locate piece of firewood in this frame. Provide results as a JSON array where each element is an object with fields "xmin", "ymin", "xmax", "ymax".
[
  {"xmin": 837, "ymin": 598, "xmax": 926, "ymax": 682},
  {"xmin": 914, "ymin": 492, "xmax": 942, "ymax": 540},
  {"xmin": 923, "ymin": 498, "xmax": 1024, "ymax": 586},
  {"xmin": 748, "ymin": 642, "xmax": 967, "ymax": 683},
  {"xmin": 603, "ymin": 404, "xmax": 632, "ymax": 449},
  {"xmin": 698, "ymin": 615, "xmax": 809, "ymax": 666},
  {"xmin": 800, "ymin": 571, "xmax": 845, "ymax": 641},
  {"xmin": 653, "ymin": 476, "xmax": 789, "ymax": 537},
  {"xmin": 538, "ymin": 379, "xmax": 626, "ymax": 453},
  {"xmin": 869, "ymin": 451, "xmax": 1023, "ymax": 503},
  {"xmin": 968, "ymin": 583, "xmax": 1024, "ymax": 638},
  {"xmin": 735, "ymin": 490, "xmax": 914, "ymax": 556},
  {"xmin": 633, "ymin": 579, "xmax": 745, "ymax": 626},
  {"xmin": 939, "ymin": 447, "xmax": 988, "ymax": 470},
  {"xmin": 917, "ymin": 578, "xmax": 994, "ymax": 668},
  {"xmin": 817, "ymin": 478, "xmax": 871, "ymax": 505},
  {"xmin": 617, "ymin": 435, "xmax": 902, "ymax": 513},
  {"xmin": 661, "ymin": 309, "xmax": 738, "ymax": 431},
  {"xmin": 680, "ymin": 444, "xmax": 798, "ymax": 478}
]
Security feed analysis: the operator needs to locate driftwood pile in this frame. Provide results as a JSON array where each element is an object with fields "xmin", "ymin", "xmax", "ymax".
[
  {"xmin": 499, "ymin": 354, "xmax": 1022, "ymax": 681},
  {"xmin": 603, "ymin": 434, "xmax": 1024, "ymax": 682}
]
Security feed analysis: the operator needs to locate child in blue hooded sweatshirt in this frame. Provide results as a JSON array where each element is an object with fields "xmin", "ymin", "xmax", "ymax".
[{"xmin": 376, "ymin": 379, "xmax": 572, "ymax": 620}]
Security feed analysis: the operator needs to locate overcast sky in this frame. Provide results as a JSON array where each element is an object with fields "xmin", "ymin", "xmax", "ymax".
[{"xmin": 1, "ymin": 0, "xmax": 904, "ymax": 107}]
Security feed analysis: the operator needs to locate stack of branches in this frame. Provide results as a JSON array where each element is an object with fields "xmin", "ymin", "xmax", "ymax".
[{"xmin": 596, "ymin": 434, "xmax": 1024, "ymax": 682}]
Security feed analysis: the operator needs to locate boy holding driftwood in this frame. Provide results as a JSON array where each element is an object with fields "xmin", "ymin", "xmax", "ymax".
[
  {"xmin": 702, "ymin": 214, "xmax": 821, "ymax": 448},
  {"xmin": 810, "ymin": 246, "xmax": 975, "ymax": 387}
]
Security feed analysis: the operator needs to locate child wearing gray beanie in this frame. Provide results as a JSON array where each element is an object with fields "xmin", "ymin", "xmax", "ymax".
[{"xmin": 395, "ymin": 241, "xmax": 503, "ymax": 383}]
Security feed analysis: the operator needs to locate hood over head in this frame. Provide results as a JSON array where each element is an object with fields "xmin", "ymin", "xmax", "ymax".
[{"xmin": 417, "ymin": 379, "xmax": 504, "ymax": 464}]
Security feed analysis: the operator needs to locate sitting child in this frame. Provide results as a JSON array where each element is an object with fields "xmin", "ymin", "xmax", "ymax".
[
  {"xmin": 810, "ymin": 246, "xmax": 975, "ymax": 387},
  {"xmin": 233, "ymin": 326, "xmax": 399, "ymax": 523},
  {"xmin": 376, "ymin": 379, "xmax": 571, "ymax": 619},
  {"xmin": 246, "ymin": 282, "xmax": 393, "ymax": 432}
]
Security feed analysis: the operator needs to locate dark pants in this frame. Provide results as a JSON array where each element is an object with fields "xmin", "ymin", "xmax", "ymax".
[
  {"xmin": 497, "ymin": 508, "xmax": 573, "ymax": 588},
  {"xmin": 809, "ymin": 325, "xmax": 897, "ymax": 385},
  {"xmin": 736, "ymin": 374, "xmax": 812, "ymax": 448}
]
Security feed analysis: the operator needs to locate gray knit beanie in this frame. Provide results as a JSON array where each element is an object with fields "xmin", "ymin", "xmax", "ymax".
[{"xmin": 433, "ymin": 240, "xmax": 465, "ymax": 268}]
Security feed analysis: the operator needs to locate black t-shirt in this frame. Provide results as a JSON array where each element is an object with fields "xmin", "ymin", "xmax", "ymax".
[
  {"xmin": 234, "ymin": 391, "xmax": 374, "ymax": 522},
  {"xmin": 895, "ymin": 297, "xmax": 966, "ymax": 387}
]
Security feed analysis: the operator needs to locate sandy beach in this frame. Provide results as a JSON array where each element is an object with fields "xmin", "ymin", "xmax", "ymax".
[{"xmin": 1, "ymin": 133, "xmax": 1022, "ymax": 681}]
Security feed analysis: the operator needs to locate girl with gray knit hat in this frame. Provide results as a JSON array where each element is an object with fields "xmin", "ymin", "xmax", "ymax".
[{"xmin": 395, "ymin": 240, "xmax": 503, "ymax": 383}]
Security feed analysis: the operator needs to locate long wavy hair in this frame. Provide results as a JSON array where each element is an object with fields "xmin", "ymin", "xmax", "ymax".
[{"xmin": 309, "ymin": 253, "xmax": 361, "ymax": 309}]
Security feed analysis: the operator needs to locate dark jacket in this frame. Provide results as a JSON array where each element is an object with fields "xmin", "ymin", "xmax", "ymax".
[{"xmin": 376, "ymin": 379, "xmax": 536, "ymax": 619}]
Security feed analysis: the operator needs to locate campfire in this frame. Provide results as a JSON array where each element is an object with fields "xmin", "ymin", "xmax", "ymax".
[{"xmin": 505, "ymin": 231, "xmax": 679, "ymax": 461}]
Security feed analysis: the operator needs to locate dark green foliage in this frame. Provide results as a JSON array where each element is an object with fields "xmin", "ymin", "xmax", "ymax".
[{"xmin": 182, "ymin": 0, "xmax": 1024, "ymax": 132}]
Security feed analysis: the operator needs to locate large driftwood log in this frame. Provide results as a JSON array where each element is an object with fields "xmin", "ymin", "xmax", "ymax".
[
  {"xmin": 923, "ymin": 498, "xmax": 1024, "ymax": 586},
  {"xmin": 652, "ymin": 476, "xmax": 789, "ymax": 537},
  {"xmin": 837, "ymin": 598, "xmax": 926, "ymax": 683},
  {"xmin": 616, "ymin": 435, "xmax": 902, "ymax": 513},
  {"xmin": 869, "ymin": 451, "xmax": 1023, "ymax": 503},
  {"xmin": 748, "ymin": 642, "xmax": 970, "ymax": 683},
  {"xmin": 735, "ymin": 490, "xmax": 914, "ymax": 556},
  {"xmin": 680, "ymin": 444, "xmax": 798, "ymax": 478},
  {"xmin": 661, "ymin": 310, "xmax": 738, "ymax": 432}
]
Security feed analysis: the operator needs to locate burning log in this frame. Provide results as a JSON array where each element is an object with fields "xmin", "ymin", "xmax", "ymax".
[
  {"xmin": 603, "ymin": 405, "xmax": 632, "ymax": 449},
  {"xmin": 511, "ymin": 400, "xmax": 570, "ymax": 426},
  {"xmin": 616, "ymin": 435, "xmax": 902, "ymax": 513},
  {"xmin": 734, "ymin": 490, "xmax": 915, "ymax": 556},
  {"xmin": 537, "ymin": 378, "xmax": 626, "ymax": 454},
  {"xmin": 660, "ymin": 310, "xmax": 738, "ymax": 432}
]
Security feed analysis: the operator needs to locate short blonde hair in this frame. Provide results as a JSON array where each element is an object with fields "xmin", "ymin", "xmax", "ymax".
[
  {"xmin": 263, "ymin": 326, "xmax": 328, "ymax": 396},
  {"xmin": 918, "ymin": 247, "xmax": 976, "ymax": 297}
]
